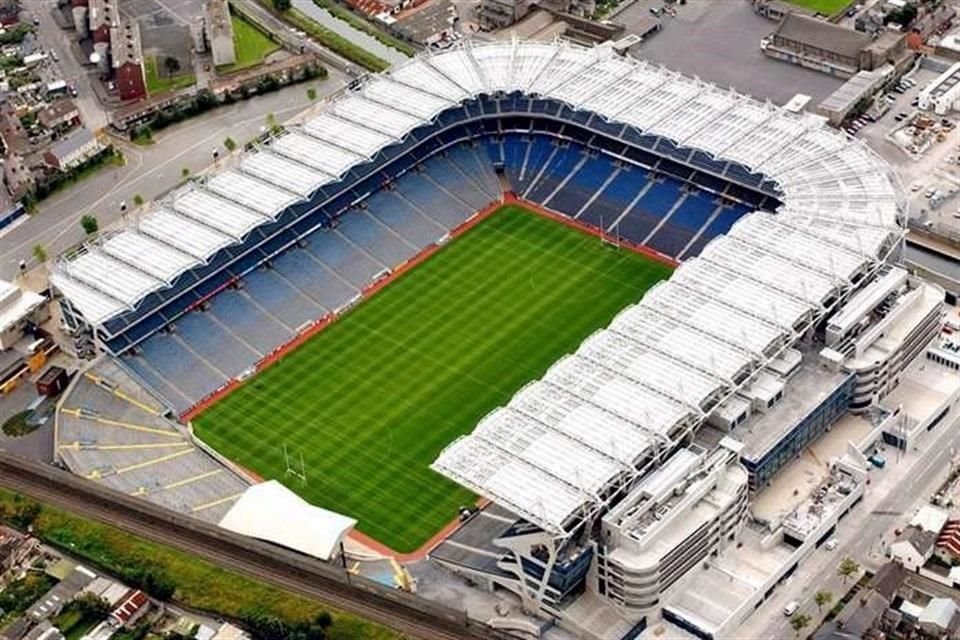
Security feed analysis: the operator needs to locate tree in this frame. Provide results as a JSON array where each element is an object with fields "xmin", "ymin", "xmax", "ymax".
[
  {"xmin": 73, "ymin": 592, "xmax": 111, "ymax": 619},
  {"xmin": 838, "ymin": 556, "xmax": 859, "ymax": 584},
  {"xmin": 790, "ymin": 612, "xmax": 811, "ymax": 638},
  {"xmin": 32, "ymin": 244, "xmax": 47, "ymax": 264},
  {"xmin": 223, "ymin": 137, "xmax": 237, "ymax": 152},
  {"xmin": 80, "ymin": 214, "xmax": 99, "ymax": 235},
  {"xmin": 814, "ymin": 590, "xmax": 833, "ymax": 612},
  {"xmin": 11, "ymin": 499, "xmax": 41, "ymax": 529},
  {"xmin": 273, "ymin": 0, "xmax": 292, "ymax": 10},
  {"xmin": 307, "ymin": 87, "xmax": 317, "ymax": 101},
  {"xmin": 181, "ymin": 167, "xmax": 190, "ymax": 179},
  {"xmin": 133, "ymin": 193, "xmax": 144, "ymax": 207},
  {"xmin": 163, "ymin": 56, "xmax": 181, "ymax": 75}
]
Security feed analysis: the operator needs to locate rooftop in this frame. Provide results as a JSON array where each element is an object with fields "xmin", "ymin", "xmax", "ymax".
[
  {"xmin": 735, "ymin": 354, "xmax": 851, "ymax": 462},
  {"xmin": 773, "ymin": 13, "xmax": 871, "ymax": 59}
]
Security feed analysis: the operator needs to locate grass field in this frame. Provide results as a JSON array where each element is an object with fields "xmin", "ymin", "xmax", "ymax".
[
  {"xmin": 0, "ymin": 490, "xmax": 398, "ymax": 640},
  {"xmin": 781, "ymin": 0, "xmax": 852, "ymax": 15},
  {"xmin": 144, "ymin": 56, "xmax": 196, "ymax": 96},
  {"xmin": 194, "ymin": 206, "xmax": 673, "ymax": 552},
  {"xmin": 218, "ymin": 12, "xmax": 281, "ymax": 74}
]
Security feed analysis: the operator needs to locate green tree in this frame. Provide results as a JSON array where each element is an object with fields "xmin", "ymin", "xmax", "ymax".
[
  {"xmin": 73, "ymin": 592, "xmax": 111, "ymax": 618},
  {"xmin": 163, "ymin": 56, "xmax": 181, "ymax": 75},
  {"xmin": 814, "ymin": 590, "xmax": 833, "ymax": 612},
  {"xmin": 838, "ymin": 556, "xmax": 859, "ymax": 584},
  {"xmin": 11, "ymin": 499, "xmax": 41, "ymax": 529},
  {"xmin": 181, "ymin": 167, "xmax": 190, "ymax": 179},
  {"xmin": 133, "ymin": 193, "xmax": 144, "ymax": 207},
  {"xmin": 80, "ymin": 214, "xmax": 99, "ymax": 235},
  {"xmin": 307, "ymin": 87, "xmax": 317, "ymax": 101},
  {"xmin": 32, "ymin": 244, "xmax": 47, "ymax": 264},
  {"xmin": 223, "ymin": 137, "xmax": 237, "ymax": 152},
  {"xmin": 273, "ymin": 0, "xmax": 292, "ymax": 10},
  {"xmin": 790, "ymin": 612, "xmax": 811, "ymax": 638}
]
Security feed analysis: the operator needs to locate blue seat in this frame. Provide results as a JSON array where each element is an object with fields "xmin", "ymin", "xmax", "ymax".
[
  {"xmin": 636, "ymin": 180, "xmax": 683, "ymax": 218},
  {"xmin": 243, "ymin": 268, "xmax": 322, "ymax": 329},
  {"xmin": 208, "ymin": 289, "xmax": 291, "ymax": 354},
  {"xmin": 366, "ymin": 191, "xmax": 445, "ymax": 247},
  {"xmin": 337, "ymin": 212, "xmax": 417, "ymax": 268},
  {"xmin": 175, "ymin": 312, "xmax": 257, "ymax": 378},
  {"xmin": 545, "ymin": 155, "xmax": 616, "ymax": 216},
  {"xmin": 274, "ymin": 245, "xmax": 358, "ymax": 309}
]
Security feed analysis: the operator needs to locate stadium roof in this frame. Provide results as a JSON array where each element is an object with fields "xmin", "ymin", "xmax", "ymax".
[
  {"xmin": 218, "ymin": 480, "xmax": 356, "ymax": 561},
  {"xmin": 49, "ymin": 40, "xmax": 905, "ymax": 534}
]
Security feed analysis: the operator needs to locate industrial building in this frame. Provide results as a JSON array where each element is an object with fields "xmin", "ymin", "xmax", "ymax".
[
  {"xmin": 918, "ymin": 60, "xmax": 960, "ymax": 114},
  {"xmin": 763, "ymin": 14, "xmax": 909, "ymax": 78}
]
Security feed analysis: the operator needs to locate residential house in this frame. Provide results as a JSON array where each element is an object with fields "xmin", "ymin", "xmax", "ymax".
[
  {"xmin": 0, "ymin": 525, "xmax": 34, "ymax": 580},
  {"xmin": 42, "ymin": 128, "xmax": 103, "ymax": 171},
  {"xmin": 917, "ymin": 598, "xmax": 960, "ymax": 637},
  {"xmin": 935, "ymin": 519, "xmax": 960, "ymax": 565},
  {"xmin": 891, "ymin": 526, "xmax": 939, "ymax": 572},
  {"xmin": 37, "ymin": 100, "xmax": 80, "ymax": 132},
  {"xmin": 109, "ymin": 590, "xmax": 149, "ymax": 628}
]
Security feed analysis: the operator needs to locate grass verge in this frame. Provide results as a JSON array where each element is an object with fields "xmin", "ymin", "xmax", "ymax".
[
  {"xmin": 781, "ymin": 0, "xmax": 852, "ymax": 15},
  {"xmin": 218, "ymin": 11, "xmax": 282, "ymax": 74},
  {"xmin": 0, "ymin": 489, "xmax": 398, "ymax": 640},
  {"xmin": 255, "ymin": 0, "xmax": 390, "ymax": 72},
  {"xmin": 194, "ymin": 205, "xmax": 673, "ymax": 552},
  {"xmin": 310, "ymin": 0, "xmax": 415, "ymax": 57},
  {"xmin": 144, "ymin": 56, "xmax": 196, "ymax": 95}
]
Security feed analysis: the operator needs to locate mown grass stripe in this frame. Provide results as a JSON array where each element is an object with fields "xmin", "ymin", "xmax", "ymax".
[{"xmin": 194, "ymin": 205, "xmax": 672, "ymax": 551}]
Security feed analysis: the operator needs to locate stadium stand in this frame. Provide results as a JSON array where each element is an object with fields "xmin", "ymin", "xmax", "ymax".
[
  {"xmin": 56, "ymin": 359, "xmax": 250, "ymax": 523},
  {"xmin": 51, "ymin": 39, "xmax": 904, "ymax": 446}
]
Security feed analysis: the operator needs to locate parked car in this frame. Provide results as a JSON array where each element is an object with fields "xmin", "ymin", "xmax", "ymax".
[
  {"xmin": 784, "ymin": 601, "xmax": 800, "ymax": 616},
  {"xmin": 825, "ymin": 538, "xmax": 839, "ymax": 551},
  {"xmin": 650, "ymin": 6, "xmax": 662, "ymax": 15}
]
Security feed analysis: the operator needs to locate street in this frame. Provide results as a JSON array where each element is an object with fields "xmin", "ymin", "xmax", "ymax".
[
  {"xmin": 736, "ymin": 406, "xmax": 960, "ymax": 640},
  {"xmin": 0, "ymin": 71, "xmax": 347, "ymax": 282}
]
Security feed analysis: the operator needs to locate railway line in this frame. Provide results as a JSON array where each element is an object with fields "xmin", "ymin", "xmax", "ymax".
[{"xmin": 0, "ymin": 454, "xmax": 488, "ymax": 640}]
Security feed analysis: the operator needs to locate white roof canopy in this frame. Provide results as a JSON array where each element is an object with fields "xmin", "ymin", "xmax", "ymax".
[
  {"xmin": 55, "ymin": 41, "xmax": 903, "ymax": 336},
  {"xmin": 218, "ymin": 481, "xmax": 356, "ymax": 561}
]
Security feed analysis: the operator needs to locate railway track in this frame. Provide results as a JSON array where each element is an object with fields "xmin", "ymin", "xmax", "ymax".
[{"xmin": 0, "ymin": 455, "xmax": 486, "ymax": 640}]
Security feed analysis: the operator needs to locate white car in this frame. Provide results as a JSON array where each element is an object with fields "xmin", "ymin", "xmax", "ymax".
[
  {"xmin": 825, "ymin": 538, "xmax": 838, "ymax": 551},
  {"xmin": 784, "ymin": 601, "xmax": 800, "ymax": 616}
]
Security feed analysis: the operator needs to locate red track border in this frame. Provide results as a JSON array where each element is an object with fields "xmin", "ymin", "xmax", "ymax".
[{"xmin": 181, "ymin": 194, "xmax": 678, "ymax": 560}]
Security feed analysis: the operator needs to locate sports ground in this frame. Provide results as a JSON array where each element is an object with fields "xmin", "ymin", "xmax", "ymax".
[{"xmin": 193, "ymin": 205, "xmax": 673, "ymax": 552}]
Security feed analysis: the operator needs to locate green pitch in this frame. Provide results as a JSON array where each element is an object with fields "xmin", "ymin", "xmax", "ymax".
[
  {"xmin": 781, "ymin": 0, "xmax": 851, "ymax": 15},
  {"xmin": 193, "ymin": 205, "xmax": 673, "ymax": 552}
]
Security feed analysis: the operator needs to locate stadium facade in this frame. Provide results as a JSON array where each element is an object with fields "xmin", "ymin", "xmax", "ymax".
[{"xmin": 47, "ymin": 40, "xmax": 943, "ymax": 638}]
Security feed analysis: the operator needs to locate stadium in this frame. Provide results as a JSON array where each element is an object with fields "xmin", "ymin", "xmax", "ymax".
[{"xmin": 49, "ymin": 39, "xmax": 912, "ymax": 638}]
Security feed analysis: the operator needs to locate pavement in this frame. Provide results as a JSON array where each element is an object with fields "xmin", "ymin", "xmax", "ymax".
[
  {"xmin": 619, "ymin": 0, "xmax": 844, "ymax": 105},
  {"xmin": 0, "ymin": 71, "xmax": 347, "ymax": 282},
  {"xmin": 735, "ymin": 402, "xmax": 960, "ymax": 640}
]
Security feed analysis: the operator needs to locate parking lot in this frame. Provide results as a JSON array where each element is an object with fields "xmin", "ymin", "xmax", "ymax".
[
  {"xmin": 120, "ymin": 0, "xmax": 199, "ymax": 72},
  {"xmin": 852, "ymin": 66, "xmax": 960, "ymax": 239},
  {"xmin": 619, "ymin": 0, "xmax": 844, "ymax": 104}
]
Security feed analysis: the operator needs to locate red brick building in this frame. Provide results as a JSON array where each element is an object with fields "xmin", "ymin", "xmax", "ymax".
[{"xmin": 110, "ymin": 21, "xmax": 146, "ymax": 101}]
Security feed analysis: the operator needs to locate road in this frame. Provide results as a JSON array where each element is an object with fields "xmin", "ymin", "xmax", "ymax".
[
  {"xmin": 0, "ymin": 454, "xmax": 495, "ymax": 640},
  {"xmin": 737, "ymin": 406, "xmax": 960, "ymax": 639},
  {"xmin": 0, "ymin": 71, "xmax": 347, "ymax": 282}
]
